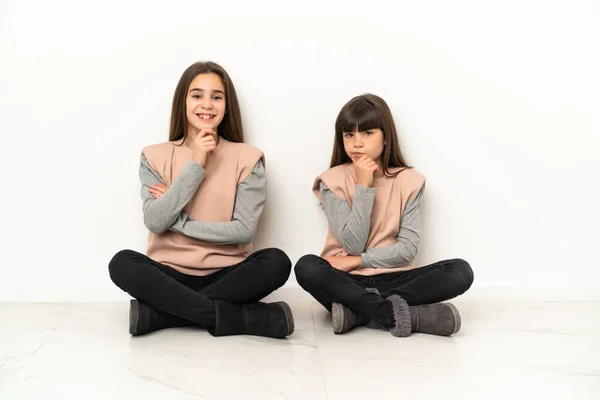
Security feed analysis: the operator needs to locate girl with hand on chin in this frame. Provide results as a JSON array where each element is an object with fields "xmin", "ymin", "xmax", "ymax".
[
  {"xmin": 109, "ymin": 61, "xmax": 294, "ymax": 339},
  {"xmin": 295, "ymin": 94, "xmax": 473, "ymax": 337}
]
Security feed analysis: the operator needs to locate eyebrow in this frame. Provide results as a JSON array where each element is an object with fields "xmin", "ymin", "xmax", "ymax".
[{"xmin": 189, "ymin": 88, "xmax": 225, "ymax": 95}]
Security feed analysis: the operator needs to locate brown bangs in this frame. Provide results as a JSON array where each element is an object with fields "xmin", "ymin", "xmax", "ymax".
[{"xmin": 336, "ymin": 99, "xmax": 383, "ymax": 134}]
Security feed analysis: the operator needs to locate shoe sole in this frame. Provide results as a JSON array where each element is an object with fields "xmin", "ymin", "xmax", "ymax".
[
  {"xmin": 445, "ymin": 303, "xmax": 461, "ymax": 335},
  {"xmin": 275, "ymin": 301, "xmax": 295, "ymax": 336},
  {"xmin": 331, "ymin": 303, "xmax": 344, "ymax": 334},
  {"xmin": 129, "ymin": 299, "xmax": 139, "ymax": 336}
]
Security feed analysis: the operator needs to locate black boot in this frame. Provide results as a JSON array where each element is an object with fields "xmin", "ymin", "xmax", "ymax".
[
  {"xmin": 209, "ymin": 300, "xmax": 294, "ymax": 338},
  {"xmin": 129, "ymin": 299, "xmax": 193, "ymax": 336}
]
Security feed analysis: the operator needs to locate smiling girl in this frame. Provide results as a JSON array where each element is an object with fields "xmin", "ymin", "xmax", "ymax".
[{"xmin": 109, "ymin": 62, "xmax": 294, "ymax": 339}]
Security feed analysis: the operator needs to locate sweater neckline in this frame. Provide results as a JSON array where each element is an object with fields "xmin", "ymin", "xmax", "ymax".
[{"xmin": 174, "ymin": 135, "xmax": 227, "ymax": 156}]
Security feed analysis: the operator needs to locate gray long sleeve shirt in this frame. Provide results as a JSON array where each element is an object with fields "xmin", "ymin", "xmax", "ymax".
[
  {"xmin": 319, "ymin": 181, "xmax": 424, "ymax": 269},
  {"xmin": 139, "ymin": 154, "xmax": 266, "ymax": 245}
]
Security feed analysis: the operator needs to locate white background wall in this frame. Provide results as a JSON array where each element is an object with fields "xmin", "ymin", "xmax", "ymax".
[{"xmin": 1, "ymin": 0, "xmax": 598, "ymax": 301}]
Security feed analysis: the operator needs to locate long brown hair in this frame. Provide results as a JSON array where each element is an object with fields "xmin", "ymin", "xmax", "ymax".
[
  {"xmin": 330, "ymin": 93, "xmax": 411, "ymax": 177},
  {"xmin": 168, "ymin": 61, "xmax": 244, "ymax": 143}
]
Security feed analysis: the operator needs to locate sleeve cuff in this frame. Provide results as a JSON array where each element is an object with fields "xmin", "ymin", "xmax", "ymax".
[
  {"xmin": 355, "ymin": 184, "xmax": 376, "ymax": 196},
  {"xmin": 182, "ymin": 160, "xmax": 206, "ymax": 182},
  {"xmin": 359, "ymin": 253, "xmax": 371, "ymax": 268}
]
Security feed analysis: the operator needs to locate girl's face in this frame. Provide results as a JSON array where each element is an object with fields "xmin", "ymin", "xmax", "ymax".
[
  {"xmin": 343, "ymin": 128, "xmax": 385, "ymax": 164},
  {"xmin": 186, "ymin": 73, "xmax": 226, "ymax": 135}
]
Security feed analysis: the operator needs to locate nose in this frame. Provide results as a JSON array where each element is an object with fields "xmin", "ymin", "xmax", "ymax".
[
  {"xmin": 201, "ymin": 99, "xmax": 213, "ymax": 109},
  {"xmin": 353, "ymin": 134, "xmax": 364, "ymax": 147}
]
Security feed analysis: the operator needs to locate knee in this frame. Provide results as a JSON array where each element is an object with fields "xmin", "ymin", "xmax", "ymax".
[
  {"xmin": 294, "ymin": 254, "xmax": 328, "ymax": 286},
  {"xmin": 451, "ymin": 258, "xmax": 474, "ymax": 294},
  {"xmin": 260, "ymin": 248, "xmax": 292, "ymax": 284},
  {"xmin": 108, "ymin": 249, "xmax": 138, "ymax": 286}
]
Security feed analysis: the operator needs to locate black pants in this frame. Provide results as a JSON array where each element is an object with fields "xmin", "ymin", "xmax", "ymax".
[
  {"xmin": 295, "ymin": 255, "xmax": 474, "ymax": 328},
  {"xmin": 109, "ymin": 248, "xmax": 291, "ymax": 329}
]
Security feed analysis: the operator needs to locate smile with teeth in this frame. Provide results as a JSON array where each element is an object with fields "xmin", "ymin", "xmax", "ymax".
[{"xmin": 197, "ymin": 113, "xmax": 215, "ymax": 120}]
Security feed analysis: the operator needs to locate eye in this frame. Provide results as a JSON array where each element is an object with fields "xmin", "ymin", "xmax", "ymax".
[
  {"xmin": 192, "ymin": 94, "xmax": 201, "ymax": 99},
  {"xmin": 364, "ymin": 130, "xmax": 373, "ymax": 136},
  {"xmin": 344, "ymin": 133, "xmax": 353, "ymax": 138},
  {"xmin": 213, "ymin": 95, "xmax": 223, "ymax": 100}
]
